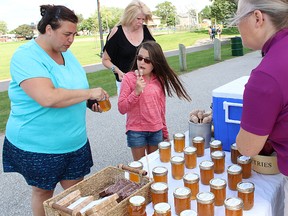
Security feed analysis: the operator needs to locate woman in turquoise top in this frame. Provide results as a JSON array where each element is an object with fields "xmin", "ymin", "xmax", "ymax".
[{"xmin": 2, "ymin": 5, "xmax": 109, "ymax": 216}]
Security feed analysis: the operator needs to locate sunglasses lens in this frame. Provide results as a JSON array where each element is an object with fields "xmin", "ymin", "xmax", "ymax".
[{"xmin": 137, "ymin": 55, "xmax": 151, "ymax": 64}]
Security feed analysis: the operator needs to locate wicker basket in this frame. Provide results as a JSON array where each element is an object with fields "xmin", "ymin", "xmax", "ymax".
[{"xmin": 44, "ymin": 166, "xmax": 152, "ymax": 216}]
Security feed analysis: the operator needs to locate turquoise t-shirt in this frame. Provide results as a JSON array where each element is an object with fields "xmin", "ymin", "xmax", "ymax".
[{"xmin": 6, "ymin": 39, "xmax": 89, "ymax": 154}]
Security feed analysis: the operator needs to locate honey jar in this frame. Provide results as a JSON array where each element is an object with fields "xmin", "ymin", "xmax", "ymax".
[
  {"xmin": 152, "ymin": 166, "xmax": 168, "ymax": 183},
  {"xmin": 209, "ymin": 178, "xmax": 227, "ymax": 206},
  {"xmin": 210, "ymin": 140, "xmax": 222, "ymax": 152},
  {"xmin": 199, "ymin": 160, "xmax": 214, "ymax": 185},
  {"xmin": 151, "ymin": 182, "xmax": 168, "ymax": 206},
  {"xmin": 237, "ymin": 156, "xmax": 252, "ymax": 179},
  {"xmin": 173, "ymin": 133, "xmax": 185, "ymax": 152},
  {"xmin": 231, "ymin": 143, "xmax": 242, "ymax": 164},
  {"xmin": 128, "ymin": 195, "xmax": 147, "ymax": 216},
  {"xmin": 173, "ymin": 187, "xmax": 191, "ymax": 215},
  {"xmin": 180, "ymin": 209, "xmax": 197, "ymax": 216},
  {"xmin": 184, "ymin": 146, "xmax": 197, "ymax": 169},
  {"xmin": 153, "ymin": 202, "xmax": 171, "ymax": 216},
  {"xmin": 158, "ymin": 141, "xmax": 171, "ymax": 163},
  {"xmin": 170, "ymin": 156, "xmax": 185, "ymax": 180},
  {"xmin": 192, "ymin": 136, "xmax": 205, "ymax": 157},
  {"xmin": 224, "ymin": 197, "xmax": 243, "ymax": 216},
  {"xmin": 183, "ymin": 173, "xmax": 199, "ymax": 200},
  {"xmin": 227, "ymin": 164, "xmax": 242, "ymax": 191},
  {"xmin": 128, "ymin": 161, "xmax": 143, "ymax": 183},
  {"xmin": 211, "ymin": 150, "xmax": 225, "ymax": 174},
  {"xmin": 237, "ymin": 182, "xmax": 255, "ymax": 210},
  {"xmin": 196, "ymin": 192, "xmax": 215, "ymax": 216}
]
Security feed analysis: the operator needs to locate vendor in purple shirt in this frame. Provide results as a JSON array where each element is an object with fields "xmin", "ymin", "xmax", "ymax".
[{"xmin": 230, "ymin": 0, "xmax": 288, "ymax": 214}]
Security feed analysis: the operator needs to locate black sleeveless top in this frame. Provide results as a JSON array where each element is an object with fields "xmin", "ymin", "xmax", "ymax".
[{"xmin": 103, "ymin": 25, "xmax": 155, "ymax": 81}]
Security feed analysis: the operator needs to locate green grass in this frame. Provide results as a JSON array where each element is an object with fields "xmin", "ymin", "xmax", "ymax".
[{"xmin": 0, "ymin": 30, "xmax": 248, "ymax": 134}]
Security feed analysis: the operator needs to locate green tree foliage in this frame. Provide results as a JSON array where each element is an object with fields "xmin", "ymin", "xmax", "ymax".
[
  {"xmin": 14, "ymin": 24, "xmax": 34, "ymax": 39},
  {"xmin": 154, "ymin": 1, "xmax": 177, "ymax": 26},
  {"xmin": 100, "ymin": 7, "xmax": 123, "ymax": 32},
  {"xmin": 0, "ymin": 21, "xmax": 8, "ymax": 34},
  {"xmin": 210, "ymin": 0, "xmax": 237, "ymax": 25}
]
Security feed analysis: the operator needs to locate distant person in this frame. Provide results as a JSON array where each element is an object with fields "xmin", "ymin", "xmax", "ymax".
[
  {"xmin": 118, "ymin": 41, "xmax": 192, "ymax": 160},
  {"xmin": 211, "ymin": 25, "xmax": 216, "ymax": 40},
  {"xmin": 2, "ymin": 5, "xmax": 109, "ymax": 216},
  {"xmin": 102, "ymin": 0, "xmax": 155, "ymax": 95},
  {"xmin": 232, "ymin": 0, "xmax": 288, "ymax": 215},
  {"xmin": 216, "ymin": 25, "xmax": 222, "ymax": 39}
]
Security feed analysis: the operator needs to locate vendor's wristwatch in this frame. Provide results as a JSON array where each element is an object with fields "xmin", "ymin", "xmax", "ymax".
[{"xmin": 110, "ymin": 65, "xmax": 116, "ymax": 73}]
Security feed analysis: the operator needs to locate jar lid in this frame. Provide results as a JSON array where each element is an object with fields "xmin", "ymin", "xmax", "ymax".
[
  {"xmin": 211, "ymin": 150, "xmax": 225, "ymax": 159},
  {"xmin": 237, "ymin": 182, "xmax": 255, "ymax": 193},
  {"xmin": 170, "ymin": 156, "xmax": 185, "ymax": 164},
  {"xmin": 151, "ymin": 182, "xmax": 168, "ymax": 194},
  {"xmin": 174, "ymin": 133, "xmax": 185, "ymax": 138},
  {"xmin": 196, "ymin": 192, "xmax": 215, "ymax": 204},
  {"xmin": 210, "ymin": 140, "xmax": 222, "ymax": 147},
  {"xmin": 129, "ymin": 195, "xmax": 145, "ymax": 206},
  {"xmin": 173, "ymin": 187, "xmax": 191, "ymax": 198},
  {"xmin": 152, "ymin": 166, "xmax": 168, "ymax": 175},
  {"xmin": 237, "ymin": 156, "xmax": 252, "ymax": 164},
  {"xmin": 210, "ymin": 178, "xmax": 226, "ymax": 189},
  {"xmin": 231, "ymin": 143, "xmax": 237, "ymax": 150},
  {"xmin": 183, "ymin": 173, "xmax": 199, "ymax": 183},
  {"xmin": 193, "ymin": 136, "xmax": 204, "ymax": 143},
  {"xmin": 180, "ymin": 209, "xmax": 197, "ymax": 216},
  {"xmin": 224, "ymin": 197, "xmax": 244, "ymax": 210},
  {"xmin": 128, "ymin": 161, "xmax": 143, "ymax": 169},
  {"xmin": 154, "ymin": 202, "xmax": 171, "ymax": 213},
  {"xmin": 227, "ymin": 164, "xmax": 242, "ymax": 174},
  {"xmin": 158, "ymin": 141, "xmax": 171, "ymax": 149},
  {"xmin": 184, "ymin": 146, "xmax": 197, "ymax": 154},
  {"xmin": 199, "ymin": 160, "xmax": 214, "ymax": 170}
]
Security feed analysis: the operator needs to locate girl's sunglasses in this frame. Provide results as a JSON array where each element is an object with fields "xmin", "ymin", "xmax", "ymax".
[{"xmin": 136, "ymin": 55, "xmax": 152, "ymax": 64}]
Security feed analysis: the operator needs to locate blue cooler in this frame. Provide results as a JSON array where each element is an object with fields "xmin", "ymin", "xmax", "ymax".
[{"xmin": 212, "ymin": 76, "xmax": 249, "ymax": 151}]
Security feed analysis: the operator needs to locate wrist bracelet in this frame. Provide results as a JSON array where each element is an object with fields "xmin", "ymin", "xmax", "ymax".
[{"xmin": 110, "ymin": 65, "xmax": 116, "ymax": 73}]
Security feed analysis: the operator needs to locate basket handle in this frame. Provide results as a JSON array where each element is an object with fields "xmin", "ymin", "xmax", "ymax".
[
  {"xmin": 118, "ymin": 164, "xmax": 147, "ymax": 176},
  {"xmin": 51, "ymin": 203, "xmax": 81, "ymax": 216}
]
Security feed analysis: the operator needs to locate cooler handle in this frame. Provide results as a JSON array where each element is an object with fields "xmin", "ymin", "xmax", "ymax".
[{"xmin": 223, "ymin": 101, "xmax": 242, "ymax": 124}]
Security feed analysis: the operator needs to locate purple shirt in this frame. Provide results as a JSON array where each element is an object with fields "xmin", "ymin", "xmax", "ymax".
[{"xmin": 241, "ymin": 28, "xmax": 288, "ymax": 175}]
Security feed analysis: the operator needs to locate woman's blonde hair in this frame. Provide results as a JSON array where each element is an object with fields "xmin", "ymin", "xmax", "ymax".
[
  {"xmin": 230, "ymin": 0, "xmax": 288, "ymax": 30},
  {"xmin": 117, "ymin": 0, "xmax": 153, "ymax": 26}
]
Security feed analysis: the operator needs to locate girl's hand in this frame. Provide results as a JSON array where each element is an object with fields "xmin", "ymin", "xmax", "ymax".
[{"xmin": 135, "ymin": 70, "xmax": 146, "ymax": 95}]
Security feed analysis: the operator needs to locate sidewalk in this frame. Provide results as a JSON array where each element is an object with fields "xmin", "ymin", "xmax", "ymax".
[{"xmin": 0, "ymin": 51, "xmax": 262, "ymax": 215}]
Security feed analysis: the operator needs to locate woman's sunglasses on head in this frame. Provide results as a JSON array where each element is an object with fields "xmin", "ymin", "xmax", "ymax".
[{"xmin": 136, "ymin": 55, "xmax": 152, "ymax": 64}]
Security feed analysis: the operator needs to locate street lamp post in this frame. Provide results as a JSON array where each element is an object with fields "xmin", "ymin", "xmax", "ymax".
[{"xmin": 97, "ymin": 0, "xmax": 104, "ymax": 57}]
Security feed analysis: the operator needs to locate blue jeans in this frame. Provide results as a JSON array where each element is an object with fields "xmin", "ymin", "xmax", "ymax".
[{"xmin": 127, "ymin": 130, "xmax": 163, "ymax": 148}]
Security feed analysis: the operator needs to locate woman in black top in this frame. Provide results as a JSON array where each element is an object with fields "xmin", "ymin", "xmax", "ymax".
[{"xmin": 102, "ymin": 0, "xmax": 155, "ymax": 95}]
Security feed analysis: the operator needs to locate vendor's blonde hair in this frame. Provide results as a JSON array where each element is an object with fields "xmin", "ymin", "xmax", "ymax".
[
  {"xmin": 230, "ymin": 0, "xmax": 288, "ymax": 30},
  {"xmin": 118, "ymin": 0, "xmax": 153, "ymax": 26}
]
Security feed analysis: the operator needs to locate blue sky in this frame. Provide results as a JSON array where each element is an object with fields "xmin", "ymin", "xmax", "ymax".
[{"xmin": 0, "ymin": 0, "xmax": 211, "ymax": 31}]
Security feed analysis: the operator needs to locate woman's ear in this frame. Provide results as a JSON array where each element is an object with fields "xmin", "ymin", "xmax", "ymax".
[{"xmin": 254, "ymin": 10, "xmax": 265, "ymax": 27}]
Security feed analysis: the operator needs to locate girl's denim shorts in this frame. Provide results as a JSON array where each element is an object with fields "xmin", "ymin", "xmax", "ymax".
[
  {"xmin": 3, "ymin": 137, "xmax": 93, "ymax": 190},
  {"xmin": 126, "ymin": 129, "xmax": 163, "ymax": 148}
]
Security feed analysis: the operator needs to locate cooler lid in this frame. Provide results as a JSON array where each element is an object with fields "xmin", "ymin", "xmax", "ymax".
[{"xmin": 212, "ymin": 76, "xmax": 249, "ymax": 99}]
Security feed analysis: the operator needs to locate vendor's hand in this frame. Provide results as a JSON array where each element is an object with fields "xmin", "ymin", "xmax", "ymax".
[
  {"xmin": 91, "ymin": 102, "xmax": 103, "ymax": 113},
  {"xmin": 89, "ymin": 87, "xmax": 109, "ymax": 102}
]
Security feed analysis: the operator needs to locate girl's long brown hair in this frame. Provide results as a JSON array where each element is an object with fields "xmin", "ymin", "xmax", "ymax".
[{"xmin": 131, "ymin": 41, "xmax": 192, "ymax": 101}]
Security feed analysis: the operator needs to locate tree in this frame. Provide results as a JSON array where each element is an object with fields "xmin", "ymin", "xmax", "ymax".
[
  {"xmin": 0, "ymin": 21, "xmax": 8, "ymax": 34},
  {"xmin": 14, "ymin": 24, "xmax": 34, "ymax": 39},
  {"xmin": 210, "ymin": 0, "xmax": 237, "ymax": 25},
  {"xmin": 100, "ymin": 7, "xmax": 123, "ymax": 32},
  {"xmin": 154, "ymin": 1, "xmax": 177, "ymax": 26}
]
